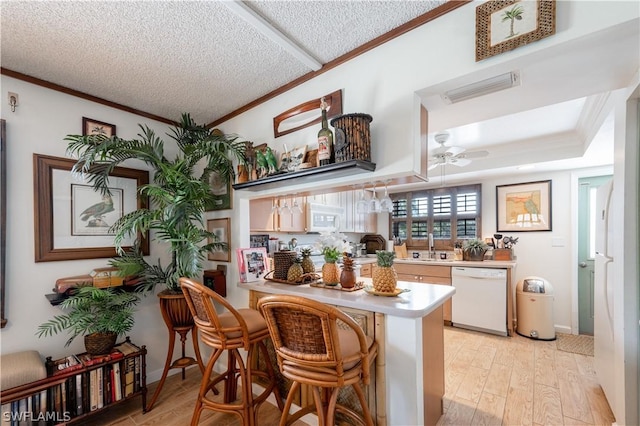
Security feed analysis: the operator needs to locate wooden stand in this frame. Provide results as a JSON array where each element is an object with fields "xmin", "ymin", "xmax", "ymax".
[{"xmin": 145, "ymin": 291, "xmax": 205, "ymax": 411}]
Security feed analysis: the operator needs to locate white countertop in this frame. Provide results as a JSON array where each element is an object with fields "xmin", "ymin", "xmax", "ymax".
[
  {"xmin": 394, "ymin": 258, "xmax": 517, "ymax": 268},
  {"xmin": 239, "ymin": 277, "xmax": 455, "ymax": 319}
]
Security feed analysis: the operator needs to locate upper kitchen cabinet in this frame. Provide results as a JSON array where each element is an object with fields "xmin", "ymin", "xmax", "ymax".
[
  {"xmin": 249, "ymin": 196, "xmax": 306, "ymax": 233},
  {"xmin": 341, "ymin": 190, "xmax": 377, "ymax": 233},
  {"xmin": 249, "ymin": 198, "xmax": 277, "ymax": 232}
]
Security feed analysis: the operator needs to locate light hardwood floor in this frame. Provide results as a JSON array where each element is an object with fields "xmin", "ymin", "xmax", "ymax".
[
  {"xmin": 438, "ymin": 326, "xmax": 615, "ymax": 426},
  {"xmin": 82, "ymin": 326, "xmax": 614, "ymax": 425}
]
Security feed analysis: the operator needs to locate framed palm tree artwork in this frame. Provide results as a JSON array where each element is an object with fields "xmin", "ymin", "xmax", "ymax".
[{"xmin": 476, "ymin": 0, "xmax": 556, "ymax": 61}]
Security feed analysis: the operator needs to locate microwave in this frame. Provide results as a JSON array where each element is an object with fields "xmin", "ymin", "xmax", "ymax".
[{"xmin": 306, "ymin": 202, "xmax": 345, "ymax": 233}]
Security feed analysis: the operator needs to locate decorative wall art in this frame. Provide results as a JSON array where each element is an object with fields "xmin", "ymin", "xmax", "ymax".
[
  {"xmin": 279, "ymin": 145, "xmax": 307, "ymax": 172},
  {"xmin": 207, "ymin": 218, "xmax": 231, "ymax": 262},
  {"xmin": 71, "ymin": 185, "xmax": 123, "ymax": 235},
  {"xmin": 82, "ymin": 117, "xmax": 116, "ymax": 137},
  {"xmin": 273, "ymin": 89, "xmax": 342, "ymax": 138},
  {"xmin": 206, "ymin": 171, "xmax": 232, "ymax": 210},
  {"xmin": 496, "ymin": 180, "xmax": 552, "ymax": 232},
  {"xmin": 33, "ymin": 154, "xmax": 149, "ymax": 262},
  {"xmin": 476, "ymin": 0, "xmax": 556, "ymax": 61}
]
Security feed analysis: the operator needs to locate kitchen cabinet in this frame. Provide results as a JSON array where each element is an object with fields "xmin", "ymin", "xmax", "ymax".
[
  {"xmin": 342, "ymin": 190, "xmax": 377, "ymax": 233},
  {"xmin": 249, "ymin": 198, "xmax": 277, "ymax": 232},
  {"xmin": 249, "ymin": 196, "xmax": 306, "ymax": 232},
  {"xmin": 279, "ymin": 195, "xmax": 306, "ymax": 232},
  {"xmin": 393, "ymin": 264, "xmax": 452, "ymax": 323}
]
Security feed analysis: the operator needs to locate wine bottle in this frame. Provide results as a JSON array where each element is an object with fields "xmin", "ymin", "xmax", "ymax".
[{"xmin": 317, "ymin": 97, "xmax": 334, "ymax": 166}]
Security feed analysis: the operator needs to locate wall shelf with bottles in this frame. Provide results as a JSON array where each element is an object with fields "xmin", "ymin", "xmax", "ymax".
[{"xmin": 232, "ymin": 160, "xmax": 376, "ymax": 192}]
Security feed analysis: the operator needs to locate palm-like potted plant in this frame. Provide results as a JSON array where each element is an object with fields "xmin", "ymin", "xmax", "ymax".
[
  {"xmin": 37, "ymin": 286, "xmax": 139, "ymax": 355},
  {"xmin": 65, "ymin": 113, "xmax": 246, "ymax": 323},
  {"xmin": 462, "ymin": 238, "xmax": 489, "ymax": 261}
]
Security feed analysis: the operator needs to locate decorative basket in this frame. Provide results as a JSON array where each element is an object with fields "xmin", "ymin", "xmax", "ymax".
[
  {"xmin": 84, "ymin": 332, "xmax": 117, "ymax": 355},
  {"xmin": 273, "ymin": 251, "xmax": 298, "ymax": 280},
  {"xmin": 330, "ymin": 113, "xmax": 373, "ymax": 163}
]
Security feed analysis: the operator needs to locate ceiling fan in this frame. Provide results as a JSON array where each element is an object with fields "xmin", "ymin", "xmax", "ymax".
[{"xmin": 428, "ymin": 132, "xmax": 489, "ymax": 170}]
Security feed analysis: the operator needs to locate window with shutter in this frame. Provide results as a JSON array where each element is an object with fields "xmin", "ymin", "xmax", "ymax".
[{"xmin": 389, "ymin": 184, "xmax": 481, "ymax": 249}]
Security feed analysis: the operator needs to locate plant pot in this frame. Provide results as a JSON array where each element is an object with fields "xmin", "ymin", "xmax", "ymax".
[
  {"xmin": 84, "ymin": 332, "xmax": 117, "ymax": 355},
  {"xmin": 463, "ymin": 249, "xmax": 486, "ymax": 261},
  {"xmin": 158, "ymin": 289, "xmax": 194, "ymax": 328}
]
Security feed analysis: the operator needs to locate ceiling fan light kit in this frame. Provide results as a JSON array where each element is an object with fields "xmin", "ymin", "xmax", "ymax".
[
  {"xmin": 428, "ymin": 131, "xmax": 489, "ymax": 184},
  {"xmin": 442, "ymin": 71, "xmax": 520, "ymax": 104}
]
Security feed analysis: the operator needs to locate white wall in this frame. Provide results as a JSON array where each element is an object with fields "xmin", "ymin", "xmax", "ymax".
[{"xmin": 0, "ymin": 76, "xmax": 210, "ymax": 383}]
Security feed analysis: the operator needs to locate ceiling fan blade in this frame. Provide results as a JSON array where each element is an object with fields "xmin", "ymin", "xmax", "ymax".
[
  {"xmin": 446, "ymin": 146, "xmax": 465, "ymax": 157},
  {"xmin": 449, "ymin": 157, "xmax": 471, "ymax": 167},
  {"xmin": 459, "ymin": 150, "xmax": 489, "ymax": 159},
  {"xmin": 428, "ymin": 161, "xmax": 442, "ymax": 170}
]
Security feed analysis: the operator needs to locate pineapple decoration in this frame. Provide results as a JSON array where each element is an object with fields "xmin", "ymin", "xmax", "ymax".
[
  {"xmin": 340, "ymin": 253, "xmax": 356, "ymax": 289},
  {"xmin": 372, "ymin": 250, "xmax": 397, "ymax": 293},
  {"xmin": 301, "ymin": 248, "xmax": 315, "ymax": 274},
  {"xmin": 287, "ymin": 257, "xmax": 304, "ymax": 283}
]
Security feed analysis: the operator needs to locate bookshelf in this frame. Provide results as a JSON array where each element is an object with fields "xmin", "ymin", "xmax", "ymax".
[{"xmin": 0, "ymin": 337, "xmax": 146, "ymax": 425}]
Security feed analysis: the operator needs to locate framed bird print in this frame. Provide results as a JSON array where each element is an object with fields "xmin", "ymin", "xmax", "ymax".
[
  {"xmin": 33, "ymin": 154, "xmax": 149, "ymax": 262},
  {"xmin": 496, "ymin": 180, "xmax": 552, "ymax": 232},
  {"xmin": 71, "ymin": 184, "xmax": 124, "ymax": 235}
]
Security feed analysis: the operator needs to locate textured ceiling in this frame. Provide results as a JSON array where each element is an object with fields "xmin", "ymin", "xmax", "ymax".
[{"xmin": 1, "ymin": 0, "xmax": 448, "ymax": 124}]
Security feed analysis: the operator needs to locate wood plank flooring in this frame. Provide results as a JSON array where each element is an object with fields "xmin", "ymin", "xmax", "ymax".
[
  {"xmin": 80, "ymin": 326, "xmax": 615, "ymax": 425},
  {"xmin": 438, "ymin": 326, "xmax": 615, "ymax": 426}
]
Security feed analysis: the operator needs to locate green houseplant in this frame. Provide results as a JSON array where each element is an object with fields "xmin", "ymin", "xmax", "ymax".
[
  {"xmin": 65, "ymin": 113, "xmax": 246, "ymax": 409},
  {"xmin": 65, "ymin": 113, "xmax": 246, "ymax": 294},
  {"xmin": 37, "ymin": 286, "xmax": 139, "ymax": 355},
  {"xmin": 462, "ymin": 238, "xmax": 489, "ymax": 261}
]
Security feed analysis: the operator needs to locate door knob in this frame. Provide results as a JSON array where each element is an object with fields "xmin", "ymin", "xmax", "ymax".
[{"xmin": 579, "ymin": 261, "xmax": 587, "ymax": 268}]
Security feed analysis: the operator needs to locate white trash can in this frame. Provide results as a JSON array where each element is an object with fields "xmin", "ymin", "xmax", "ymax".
[{"xmin": 516, "ymin": 276, "xmax": 556, "ymax": 340}]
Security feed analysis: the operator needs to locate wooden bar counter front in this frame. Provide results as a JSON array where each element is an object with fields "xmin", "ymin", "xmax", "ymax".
[{"xmin": 240, "ymin": 277, "xmax": 455, "ymax": 426}]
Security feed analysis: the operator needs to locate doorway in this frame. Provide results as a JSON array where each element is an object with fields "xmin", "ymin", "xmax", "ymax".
[{"xmin": 577, "ymin": 175, "xmax": 612, "ymax": 335}]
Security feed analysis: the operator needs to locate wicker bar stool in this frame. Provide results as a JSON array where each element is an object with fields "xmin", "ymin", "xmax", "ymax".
[
  {"xmin": 257, "ymin": 295, "xmax": 378, "ymax": 426},
  {"xmin": 179, "ymin": 278, "xmax": 281, "ymax": 426}
]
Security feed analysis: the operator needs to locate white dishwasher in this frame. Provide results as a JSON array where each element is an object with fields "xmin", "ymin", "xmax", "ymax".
[{"xmin": 451, "ymin": 267, "xmax": 508, "ymax": 336}]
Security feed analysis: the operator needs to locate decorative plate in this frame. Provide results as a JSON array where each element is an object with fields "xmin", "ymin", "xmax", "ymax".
[{"xmin": 363, "ymin": 285, "xmax": 411, "ymax": 297}]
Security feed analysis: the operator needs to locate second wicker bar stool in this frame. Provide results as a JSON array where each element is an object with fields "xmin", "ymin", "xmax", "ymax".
[
  {"xmin": 258, "ymin": 294, "xmax": 378, "ymax": 426},
  {"xmin": 179, "ymin": 277, "xmax": 281, "ymax": 425}
]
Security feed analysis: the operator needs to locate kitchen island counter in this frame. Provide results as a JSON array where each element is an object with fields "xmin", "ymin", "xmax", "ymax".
[
  {"xmin": 239, "ymin": 277, "xmax": 454, "ymax": 319},
  {"xmin": 240, "ymin": 278, "xmax": 455, "ymax": 426}
]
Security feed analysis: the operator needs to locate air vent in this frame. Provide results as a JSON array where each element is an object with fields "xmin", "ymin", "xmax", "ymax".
[{"xmin": 442, "ymin": 71, "xmax": 520, "ymax": 104}]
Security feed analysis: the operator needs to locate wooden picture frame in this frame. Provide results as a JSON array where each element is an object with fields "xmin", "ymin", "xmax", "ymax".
[
  {"xmin": 207, "ymin": 218, "xmax": 231, "ymax": 262},
  {"xmin": 205, "ymin": 171, "xmax": 232, "ymax": 210},
  {"xmin": 476, "ymin": 0, "xmax": 556, "ymax": 61},
  {"xmin": 82, "ymin": 117, "xmax": 116, "ymax": 137},
  {"xmin": 33, "ymin": 154, "xmax": 149, "ymax": 262},
  {"xmin": 273, "ymin": 89, "xmax": 342, "ymax": 138},
  {"xmin": 496, "ymin": 180, "xmax": 552, "ymax": 232}
]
